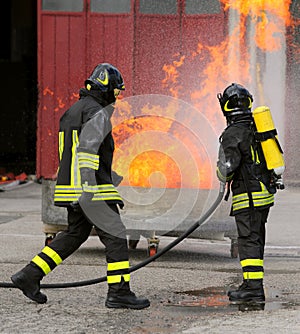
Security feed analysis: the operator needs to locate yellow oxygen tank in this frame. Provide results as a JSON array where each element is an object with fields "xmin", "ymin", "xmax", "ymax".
[{"xmin": 252, "ymin": 106, "xmax": 285, "ymax": 176}]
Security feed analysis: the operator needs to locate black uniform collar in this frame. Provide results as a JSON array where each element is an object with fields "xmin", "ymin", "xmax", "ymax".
[
  {"xmin": 226, "ymin": 114, "xmax": 254, "ymax": 127},
  {"xmin": 79, "ymin": 88, "xmax": 115, "ymax": 108}
]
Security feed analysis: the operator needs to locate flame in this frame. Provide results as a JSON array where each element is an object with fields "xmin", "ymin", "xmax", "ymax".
[
  {"xmin": 128, "ymin": 151, "xmax": 180, "ymax": 188},
  {"xmin": 162, "ymin": 54, "xmax": 186, "ymax": 98},
  {"xmin": 54, "ymin": 97, "xmax": 66, "ymax": 112},
  {"xmin": 112, "ymin": 0, "xmax": 295, "ymax": 190},
  {"xmin": 43, "ymin": 87, "xmax": 54, "ymax": 96},
  {"xmin": 221, "ymin": 0, "xmax": 293, "ymax": 52},
  {"xmin": 112, "ymin": 100, "xmax": 213, "ymax": 189}
]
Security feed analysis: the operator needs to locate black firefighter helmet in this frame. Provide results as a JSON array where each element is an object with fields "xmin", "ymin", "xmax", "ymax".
[
  {"xmin": 85, "ymin": 63, "xmax": 125, "ymax": 92},
  {"xmin": 217, "ymin": 83, "xmax": 253, "ymax": 118}
]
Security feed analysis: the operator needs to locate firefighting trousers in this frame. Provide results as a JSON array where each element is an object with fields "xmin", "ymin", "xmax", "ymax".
[
  {"xmin": 30, "ymin": 204, "xmax": 130, "ymax": 285},
  {"xmin": 234, "ymin": 208, "xmax": 270, "ymax": 280}
]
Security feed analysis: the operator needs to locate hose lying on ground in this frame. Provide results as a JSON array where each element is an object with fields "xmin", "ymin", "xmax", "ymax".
[{"xmin": 0, "ymin": 182, "xmax": 225, "ymax": 289}]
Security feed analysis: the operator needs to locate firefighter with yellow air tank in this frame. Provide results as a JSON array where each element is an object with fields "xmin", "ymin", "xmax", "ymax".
[
  {"xmin": 11, "ymin": 63, "xmax": 150, "ymax": 310},
  {"xmin": 216, "ymin": 83, "xmax": 285, "ymax": 303}
]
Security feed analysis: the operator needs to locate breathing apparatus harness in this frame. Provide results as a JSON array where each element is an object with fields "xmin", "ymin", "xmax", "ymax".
[{"xmin": 0, "ymin": 182, "xmax": 226, "ymax": 289}]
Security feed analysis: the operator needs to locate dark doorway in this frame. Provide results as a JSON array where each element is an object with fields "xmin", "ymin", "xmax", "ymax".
[{"xmin": 0, "ymin": 0, "xmax": 37, "ymax": 176}]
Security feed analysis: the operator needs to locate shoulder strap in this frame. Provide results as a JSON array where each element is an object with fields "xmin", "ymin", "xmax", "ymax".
[
  {"xmin": 240, "ymin": 164, "xmax": 254, "ymax": 211},
  {"xmin": 254, "ymin": 128, "xmax": 284, "ymax": 154}
]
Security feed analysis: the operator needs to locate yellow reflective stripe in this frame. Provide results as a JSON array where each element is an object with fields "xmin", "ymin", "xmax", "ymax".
[
  {"xmin": 31, "ymin": 255, "xmax": 51, "ymax": 275},
  {"xmin": 250, "ymin": 145, "xmax": 260, "ymax": 163},
  {"xmin": 54, "ymin": 184, "xmax": 122, "ymax": 202},
  {"xmin": 78, "ymin": 152, "xmax": 99, "ymax": 162},
  {"xmin": 82, "ymin": 184, "xmax": 117, "ymax": 193},
  {"xmin": 224, "ymin": 97, "xmax": 252, "ymax": 112},
  {"xmin": 232, "ymin": 190, "xmax": 272, "ymax": 203},
  {"xmin": 233, "ymin": 196, "xmax": 274, "ymax": 206},
  {"xmin": 107, "ymin": 261, "xmax": 130, "ymax": 271},
  {"xmin": 82, "ymin": 184, "xmax": 97, "ymax": 192},
  {"xmin": 92, "ymin": 195, "xmax": 123, "ymax": 201},
  {"xmin": 70, "ymin": 130, "xmax": 81, "ymax": 187},
  {"xmin": 248, "ymin": 97, "xmax": 253, "ymax": 109},
  {"xmin": 233, "ymin": 182, "xmax": 269, "ymax": 204},
  {"xmin": 78, "ymin": 152, "xmax": 99, "ymax": 170},
  {"xmin": 232, "ymin": 189, "xmax": 274, "ymax": 211},
  {"xmin": 54, "ymin": 185, "xmax": 82, "ymax": 202},
  {"xmin": 42, "ymin": 246, "xmax": 62, "ymax": 266},
  {"xmin": 59, "ymin": 131, "xmax": 64, "ymax": 161},
  {"xmin": 233, "ymin": 196, "xmax": 274, "ymax": 211},
  {"xmin": 216, "ymin": 167, "xmax": 226, "ymax": 183},
  {"xmin": 232, "ymin": 202, "xmax": 247, "ymax": 211},
  {"xmin": 256, "ymin": 150, "xmax": 260, "ymax": 163},
  {"xmin": 123, "ymin": 274, "xmax": 130, "ymax": 282},
  {"xmin": 78, "ymin": 161, "xmax": 98, "ymax": 169},
  {"xmin": 54, "ymin": 198, "xmax": 79, "ymax": 202},
  {"xmin": 107, "ymin": 261, "xmax": 130, "ymax": 284},
  {"xmin": 253, "ymin": 192, "xmax": 272, "ymax": 198},
  {"xmin": 55, "ymin": 186, "xmax": 83, "ymax": 192},
  {"xmin": 224, "ymin": 100, "xmax": 232, "ymax": 112},
  {"xmin": 98, "ymin": 184, "xmax": 117, "ymax": 189},
  {"xmin": 54, "ymin": 196, "xmax": 80, "ymax": 202},
  {"xmin": 243, "ymin": 272, "xmax": 264, "ymax": 280},
  {"xmin": 233, "ymin": 196, "xmax": 274, "ymax": 207},
  {"xmin": 260, "ymin": 181, "xmax": 267, "ymax": 191},
  {"xmin": 216, "ymin": 167, "xmax": 233, "ymax": 182},
  {"xmin": 82, "ymin": 184, "xmax": 122, "ymax": 201},
  {"xmin": 254, "ymin": 197, "xmax": 274, "ymax": 205},
  {"xmin": 81, "ymin": 184, "xmax": 122, "ymax": 201},
  {"xmin": 232, "ymin": 193, "xmax": 248, "ymax": 202},
  {"xmin": 251, "ymin": 146, "xmax": 255, "ymax": 161},
  {"xmin": 107, "ymin": 274, "xmax": 131, "ymax": 284},
  {"xmin": 241, "ymin": 259, "xmax": 264, "ymax": 267}
]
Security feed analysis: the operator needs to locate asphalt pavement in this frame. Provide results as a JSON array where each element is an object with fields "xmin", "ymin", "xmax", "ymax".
[{"xmin": 0, "ymin": 181, "xmax": 299, "ymax": 334}]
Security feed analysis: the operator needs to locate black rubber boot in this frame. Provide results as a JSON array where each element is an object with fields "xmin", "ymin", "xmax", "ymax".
[
  {"xmin": 11, "ymin": 263, "xmax": 47, "ymax": 304},
  {"xmin": 105, "ymin": 280, "xmax": 150, "ymax": 309},
  {"xmin": 105, "ymin": 291, "xmax": 150, "ymax": 309},
  {"xmin": 228, "ymin": 279, "xmax": 265, "ymax": 303}
]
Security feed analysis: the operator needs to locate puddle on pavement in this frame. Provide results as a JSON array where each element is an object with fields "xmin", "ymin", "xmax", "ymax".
[{"xmin": 165, "ymin": 287, "xmax": 300, "ymax": 313}]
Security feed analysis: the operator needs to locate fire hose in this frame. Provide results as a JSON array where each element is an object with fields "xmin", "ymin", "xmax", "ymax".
[{"xmin": 0, "ymin": 182, "xmax": 225, "ymax": 289}]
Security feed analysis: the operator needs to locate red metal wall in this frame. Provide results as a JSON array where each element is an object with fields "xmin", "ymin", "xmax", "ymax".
[
  {"xmin": 134, "ymin": 0, "xmax": 226, "ymax": 96},
  {"xmin": 37, "ymin": 0, "xmax": 134, "ymax": 178},
  {"xmin": 37, "ymin": 1, "xmax": 86, "ymax": 179},
  {"xmin": 37, "ymin": 0, "xmax": 226, "ymax": 179}
]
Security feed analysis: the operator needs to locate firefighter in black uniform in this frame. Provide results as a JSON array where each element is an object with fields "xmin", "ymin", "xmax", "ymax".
[
  {"xmin": 216, "ymin": 83, "xmax": 277, "ymax": 303},
  {"xmin": 11, "ymin": 63, "xmax": 150, "ymax": 309}
]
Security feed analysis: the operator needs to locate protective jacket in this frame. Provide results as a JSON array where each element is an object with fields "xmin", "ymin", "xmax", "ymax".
[
  {"xmin": 54, "ymin": 88, "xmax": 123, "ymax": 207},
  {"xmin": 217, "ymin": 120, "xmax": 275, "ymax": 215}
]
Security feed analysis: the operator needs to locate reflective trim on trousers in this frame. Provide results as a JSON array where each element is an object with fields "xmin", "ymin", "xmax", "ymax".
[
  {"xmin": 107, "ymin": 261, "xmax": 129, "ymax": 271},
  {"xmin": 243, "ymin": 271, "xmax": 264, "ymax": 280},
  {"xmin": 31, "ymin": 255, "xmax": 51, "ymax": 275},
  {"xmin": 107, "ymin": 261, "xmax": 130, "ymax": 284},
  {"xmin": 107, "ymin": 274, "xmax": 131, "ymax": 284},
  {"xmin": 241, "ymin": 259, "xmax": 264, "ymax": 267},
  {"xmin": 31, "ymin": 246, "xmax": 63, "ymax": 275}
]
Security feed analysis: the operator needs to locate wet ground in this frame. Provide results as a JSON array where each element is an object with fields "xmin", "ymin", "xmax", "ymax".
[
  {"xmin": 0, "ymin": 182, "xmax": 300, "ymax": 333},
  {"xmin": 168, "ymin": 286, "xmax": 299, "ymax": 313}
]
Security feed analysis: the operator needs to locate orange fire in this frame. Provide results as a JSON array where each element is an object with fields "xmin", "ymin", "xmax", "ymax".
[
  {"xmin": 112, "ymin": 99, "xmax": 214, "ymax": 189},
  {"xmin": 112, "ymin": 0, "xmax": 294, "ymax": 190},
  {"xmin": 221, "ymin": 0, "xmax": 293, "ymax": 51}
]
